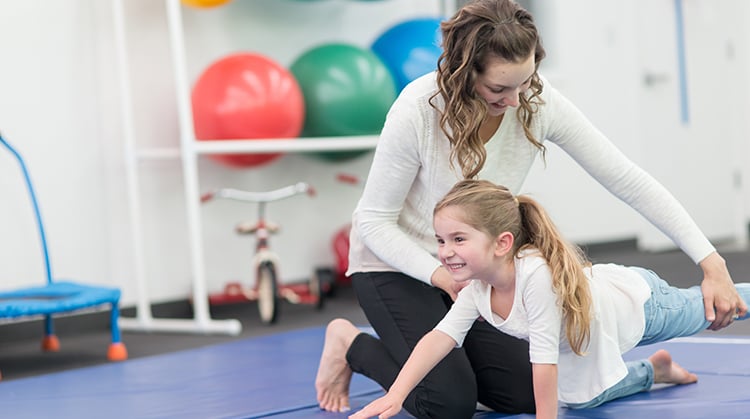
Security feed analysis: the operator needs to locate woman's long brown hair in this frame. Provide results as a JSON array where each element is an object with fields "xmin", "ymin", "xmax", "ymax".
[{"xmin": 431, "ymin": 0, "xmax": 547, "ymax": 179}]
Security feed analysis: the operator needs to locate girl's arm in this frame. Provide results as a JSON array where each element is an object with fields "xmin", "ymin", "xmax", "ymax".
[
  {"xmin": 533, "ymin": 363, "xmax": 559, "ymax": 419},
  {"xmin": 348, "ymin": 330, "xmax": 457, "ymax": 419}
]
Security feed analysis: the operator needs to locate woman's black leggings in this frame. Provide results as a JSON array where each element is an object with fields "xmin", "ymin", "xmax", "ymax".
[{"xmin": 348, "ymin": 271, "xmax": 535, "ymax": 419}]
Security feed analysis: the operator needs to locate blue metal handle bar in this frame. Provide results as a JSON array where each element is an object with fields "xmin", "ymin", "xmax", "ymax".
[{"xmin": 0, "ymin": 132, "xmax": 53, "ymax": 284}]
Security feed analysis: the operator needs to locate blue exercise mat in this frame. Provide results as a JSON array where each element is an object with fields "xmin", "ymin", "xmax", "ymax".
[{"xmin": 1, "ymin": 327, "xmax": 749, "ymax": 418}]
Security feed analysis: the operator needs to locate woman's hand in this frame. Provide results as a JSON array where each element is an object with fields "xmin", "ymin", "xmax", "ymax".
[
  {"xmin": 700, "ymin": 252, "xmax": 748, "ymax": 330},
  {"xmin": 431, "ymin": 266, "xmax": 469, "ymax": 301}
]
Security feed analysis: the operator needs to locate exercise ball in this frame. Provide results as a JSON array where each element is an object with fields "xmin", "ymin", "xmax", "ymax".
[
  {"xmin": 290, "ymin": 43, "xmax": 396, "ymax": 161},
  {"xmin": 371, "ymin": 17, "xmax": 443, "ymax": 93},
  {"xmin": 182, "ymin": 0, "xmax": 231, "ymax": 8},
  {"xmin": 192, "ymin": 53, "xmax": 304, "ymax": 168}
]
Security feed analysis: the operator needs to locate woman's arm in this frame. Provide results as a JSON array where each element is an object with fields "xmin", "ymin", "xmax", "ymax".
[
  {"xmin": 353, "ymin": 90, "xmax": 446, "ymax": 284},
  {"xmin": 533, "ymin": 363, "xmax": 559, "ymax": 419},
  {"xmin": 544, "ymin": 86, "xmax": 745, "ymax": 329},
  {"xmin": 348, "ymin": 330, "xmax": 457, "ymax": 419}
]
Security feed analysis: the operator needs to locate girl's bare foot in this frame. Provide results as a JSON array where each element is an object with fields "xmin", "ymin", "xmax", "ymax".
[
  {"xmin": 649, "ymin": 349, "xmax": 698, "ymax": 385},
  {"xmin": 315, "ymin": 318, "xmax": 360, "ymax": 412}
]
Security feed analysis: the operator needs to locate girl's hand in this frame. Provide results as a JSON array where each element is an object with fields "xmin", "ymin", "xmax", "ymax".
[{"xmin": 348, "ymin": 394, "xmax": 404, "ymax": 419}]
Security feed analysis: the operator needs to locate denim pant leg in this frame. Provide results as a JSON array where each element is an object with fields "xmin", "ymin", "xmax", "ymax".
[
  {"xmin": 638, "ymin": 267, "xmax": 750, "ymax": 343},
  {"xmin": 566, "ymin": 360, "xmax": 653, "ymax": 409},
  {"xmin": 636, "ymin": 267, "xmax": 711, "ymax": 345}
]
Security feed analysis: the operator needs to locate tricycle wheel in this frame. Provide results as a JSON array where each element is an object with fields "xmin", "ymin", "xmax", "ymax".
[
  {"xmin": 310, "ymin": 269, "xmax": 327, "ymax": 310},
  {"xmin": 257, "ymin": 261, "xmax": 279, "ymax": 324},
  {"xmin": 315, "ymin": 267, "xmax": 337, "ymax": 298}
]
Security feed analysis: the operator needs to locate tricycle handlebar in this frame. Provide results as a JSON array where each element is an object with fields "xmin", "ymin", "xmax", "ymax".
[{"xmin": 201, "ymin": 182, "xmax": 314, "ymax": 204}]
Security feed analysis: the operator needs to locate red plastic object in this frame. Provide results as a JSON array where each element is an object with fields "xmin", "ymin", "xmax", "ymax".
[{"xmin": 332, "ymin": 224, "xmax": 352, "ymax": 285}]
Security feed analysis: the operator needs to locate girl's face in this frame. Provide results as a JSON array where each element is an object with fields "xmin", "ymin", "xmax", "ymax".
[
  {"xmin": 434, "ymin": 206, "xmax": 498, "ymax": 283},
  {"xmin": 474, "ymin": 53, "xmax": 536, "ymax": 117}
]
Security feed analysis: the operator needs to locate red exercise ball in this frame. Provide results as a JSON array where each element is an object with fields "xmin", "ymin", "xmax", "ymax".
[{"xmin": 192, "ymin": 53, "xmax": 305, "ymax": 168}]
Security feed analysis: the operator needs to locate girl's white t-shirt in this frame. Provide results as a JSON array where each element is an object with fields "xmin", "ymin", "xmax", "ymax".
[{"xmin": 434, "ymin": 250, "xmax": 652, "ymax": 404}]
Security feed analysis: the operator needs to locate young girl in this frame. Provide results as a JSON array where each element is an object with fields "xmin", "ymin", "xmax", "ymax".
[{"xmin": 348, "ymin": 179, "xmax": 750, "ymax": 419}]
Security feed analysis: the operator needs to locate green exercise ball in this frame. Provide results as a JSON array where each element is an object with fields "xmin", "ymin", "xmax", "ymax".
[{"xmin": 290, "ymin": 43, "xmax": 397, "ymax": 162}]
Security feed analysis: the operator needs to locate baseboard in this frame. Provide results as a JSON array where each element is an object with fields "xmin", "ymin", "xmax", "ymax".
[
  {"xmin": 0, "ymin": 299, "xmax": 195, "ymax": 344},
  {"xmin": 579, "ymin": 238, "xmax": 638, "ymax": 253}
]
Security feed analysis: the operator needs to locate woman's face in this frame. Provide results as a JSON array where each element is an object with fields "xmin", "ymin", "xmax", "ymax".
[{"xmin": 474, "ymin": 53, "xmax": 536, "ymax": 117}]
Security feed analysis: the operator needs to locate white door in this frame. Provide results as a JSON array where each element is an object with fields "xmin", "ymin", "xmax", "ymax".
[{"xmin": 635, "ymin": 0, "xmax": 745, "ymax": 251}]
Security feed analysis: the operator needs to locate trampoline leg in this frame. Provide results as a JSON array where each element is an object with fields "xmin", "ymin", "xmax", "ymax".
[
  {"xmin": 108, "ymin": 304, "xmax": 128, "ymax": 361},
  {"xmin": 110, "ymin": 304, "xmax": 122, "ymax": 343},
  {"xmin": 43, "ymin": 314, "xmax": 54, "ymax": 336},
  {"xmin": 41, "ymin": 315, "xmax": 60, "ymax": 352}
]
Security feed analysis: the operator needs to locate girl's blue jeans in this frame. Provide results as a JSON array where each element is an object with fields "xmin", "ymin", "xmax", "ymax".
[{"xmin": 567, "ymin": 267, "xmax": 750, "ymax": 409}]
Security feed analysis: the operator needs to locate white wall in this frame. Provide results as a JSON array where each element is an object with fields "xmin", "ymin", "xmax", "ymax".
[
  {"xmin": 522, "ymin": 0, "xmax": 643, "ymax": 243},
  {"xmin": 1, "ymin": 0, "xmax": 748, "ymax": 309},
  {"xmin": 1, "ymin": 2, "xmax": 110, "ymax": 292},
  {"xmin": 523, "ymin": 0, "xmax": 750, "ymax": 249}
]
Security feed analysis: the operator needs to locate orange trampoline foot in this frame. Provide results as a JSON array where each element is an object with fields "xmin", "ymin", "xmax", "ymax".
[
  {"xmin": 41, "ymin": 335, "xmax": 60, "ymax": 352},
  {"xmin": 108, "ymin": 342, "xmax": 128, "ymax": 361}
]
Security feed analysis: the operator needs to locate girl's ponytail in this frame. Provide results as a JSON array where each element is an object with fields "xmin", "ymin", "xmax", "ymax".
[{"xmin": 517, "ymin": 197, "xmax": 592, "ymax": 355}]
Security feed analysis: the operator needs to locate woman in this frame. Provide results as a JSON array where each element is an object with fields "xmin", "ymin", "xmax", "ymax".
[{"xmin": 316, "ymin": 1, "xmax": 745, "ymax": 417}]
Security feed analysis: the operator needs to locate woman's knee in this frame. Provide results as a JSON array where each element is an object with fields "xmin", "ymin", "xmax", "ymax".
[
  {"xmin": 477, "ymin": 384, "xmax": 535, "ymax": 414},
  {"xmin": 405, "ymin": 352, "xmax": 478, "ymax": 418},
  {"xmin": 409, "ymin": 382, "xmax": 478, "ymax": 419}
]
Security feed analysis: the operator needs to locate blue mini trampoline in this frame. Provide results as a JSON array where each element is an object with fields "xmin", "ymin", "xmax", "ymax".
[{"xmin": 0, "ymin": 133, "xmax": 127, "ymax": 379}]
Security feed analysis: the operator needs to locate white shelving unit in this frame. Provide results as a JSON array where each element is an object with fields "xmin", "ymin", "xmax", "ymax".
[{"xmin": 113, "ymin": 0, "xmax": 456, "ymax": 335}]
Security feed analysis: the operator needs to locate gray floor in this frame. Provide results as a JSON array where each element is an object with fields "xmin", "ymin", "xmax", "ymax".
[{"xmin": 1, "ymin": 240, "xmax": 749, "ymax": 382}]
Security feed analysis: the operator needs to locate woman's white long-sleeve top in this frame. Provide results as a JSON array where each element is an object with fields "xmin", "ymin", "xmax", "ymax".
[{"xmin": 347, "ymin": 72, "xmax": 715, "ymax": 284}]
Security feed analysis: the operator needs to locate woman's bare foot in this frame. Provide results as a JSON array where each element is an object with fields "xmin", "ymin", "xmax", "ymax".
[
  {"xmin": 649, "ymin": 349, "xmax": 698, "ymax": 385},
  {"xmin": 315, "ymin": 318, "xmax": 360, "ymax": 412}
]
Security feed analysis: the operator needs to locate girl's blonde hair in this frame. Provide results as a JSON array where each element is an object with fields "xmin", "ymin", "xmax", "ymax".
[
  {"xmin": 432, "ymin": 0, "xmax": 547, "ymax": 179},
  {"xmin": 435, "ymin": 180, "xmax": 592, "ymax": 355}
]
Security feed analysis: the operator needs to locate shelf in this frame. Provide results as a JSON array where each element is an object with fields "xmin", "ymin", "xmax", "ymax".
[
  {"xmin": 136, "ymin": 136, "xmax": 378, "ymax": 160},
  {"xmin": 191, "ymin": 135, "xmax": 378, "ymax": 154}
]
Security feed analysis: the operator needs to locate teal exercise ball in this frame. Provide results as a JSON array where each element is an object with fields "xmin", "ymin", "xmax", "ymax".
[
  {"xmin": 290, "ymin": 43, "xmax": 397, "ymax": 162},
  {"xmin": 371, "ymin": 17, "xmax": 443, "ymax": 93}
]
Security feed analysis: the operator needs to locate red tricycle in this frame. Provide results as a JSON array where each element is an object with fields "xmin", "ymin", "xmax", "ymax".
[{"xmin": 201, "ymin": 182, "xmax": 333, "ymax": 325}]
